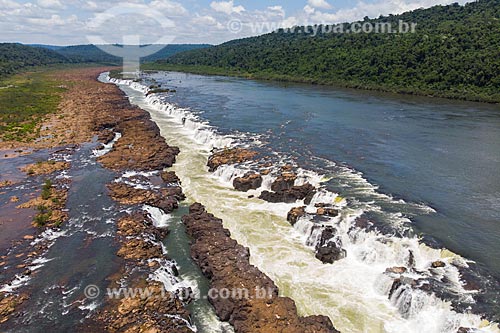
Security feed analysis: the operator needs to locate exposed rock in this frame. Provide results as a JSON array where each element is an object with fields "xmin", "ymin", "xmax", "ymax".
[
  {"xmin": 315, "ymin": 227, "xmax": 346, "ymax": 264},
  {"xmin": 233, "ymin": 173, "xmax": 262, "ymax": 192},
  {"xmin": 17, "ymin": 183, "xmax": 68, "ymax": 228},
  {"xmin": 0, "ymin": 293, "xmax": 29, "ymax": 324},
  {"xmin": 408, "ymin": 250, "xmax": 416, "ymax": 269},
  {"xmin": 20, "ymin": 161, "xmax": 70, "ymax": 176},
  {"xmin": 97, "ymin": 129, "xmax": 116, "ymax": 144},
  {"xmin": 353, "ymin": 215, "xmax": 373, "ymax": 230},
  {"xmin": 98, "ymin": 117, "xmax": 179, "ymax": 172},
  {"xmin": 259, "ymin": 183, "xmax": 316, "ymax": 204},
  {"xmin": 182, "ymin": 203, "xmax": 339, "ymax": 333},
  {"xmin": 271, "ymin": 172, "xmax": 297, "ymax": 192},
  {"xmin": 160, "ymin": 171, "xmax": 180, "ymax": 184},
  {"xmin": 107, "ymin": 183, "xmax": 184, "ymax": 214},
  {"xmin": 457, "ymin": 328, "xmax": 473, "ymax": 333},
  {"xmin": 386, "ymin": 267, "xmax": 408, "ymax": 274},
  {"xmin": 316, "ymin": 207, "xmax": 339, "ymax": 217},
  {"xmin": 98, "ymin": 281, "xmax": 192, "ymax": 333},
  {"xmin": 117, "ymin": 238, "xmax": 163, "ymax": 261},
  {"xmin": 287, "ymin": 207, "xmax": 306, "ymax": 225},
  {"xmin": 431, "ymin": 261, "xmax": 446, "ymax": 269},
  {"xmin": 207, "ymin": 148, "xmax": 258, "ymax": 172}
]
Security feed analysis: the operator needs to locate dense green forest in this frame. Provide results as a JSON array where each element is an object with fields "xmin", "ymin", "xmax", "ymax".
[
  {"xmin": 0, "ymin": 44, "xmax": 70, "ymax": 78},
  {"xmin": 54, "ymin": 44, "xmax": 211, "ymax": 64},
  {"xmin": 161, "ymin": 0, "xmax": 500, "ymax": 103},
  {"xmin": 0, "ymin": 43, "xmax": 211, "ymax": 78}
]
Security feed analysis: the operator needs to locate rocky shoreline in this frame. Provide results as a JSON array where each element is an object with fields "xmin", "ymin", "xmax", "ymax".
[{"xmin": 182, "ymin": 203, "xmax": 340, "ymax": 333}]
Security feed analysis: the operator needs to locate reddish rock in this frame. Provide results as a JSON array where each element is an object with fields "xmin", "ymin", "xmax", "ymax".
[
  {"xmin": 160, "ymin": 171, "xmax": 180, "ymax": 184},
  {"xmin": 207, "ymin": 148, "xmax": 258, "ymax": 172},
  {"xmin": 287, "ymin": 207, "xmax": 306, "ymax": 225},
  {"xmin": 98, "ymin": 117, "xmax": 179, "ymax": 172},
  {"xmin": 107, "ymin": 183, "xmax": 184, "ymax": 213},
  {"xmin": 316, "ymin": 207, "xmax": 339, "ymax": 217},
  {"xmin": 386, "ymin": 267, "xmax": 408, "ymax": 274}
]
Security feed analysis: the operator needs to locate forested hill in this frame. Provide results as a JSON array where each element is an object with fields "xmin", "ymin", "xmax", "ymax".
[
  {"xmin": 55, "ymin": 44, "xmax": 212, "ymax": 64},
  {"xmin": 161, "ymin": 0, "xmax": 500, "ymax": 103},
  {"xmin": 0, "ymin": 43, "xmax": 212, "ymax": 78},
  {"xmin": 0, "ymin": 43, "xmax": 69, "ymax": 77}
]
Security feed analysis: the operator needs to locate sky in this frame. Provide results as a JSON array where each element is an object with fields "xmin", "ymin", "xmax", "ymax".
[{"xmin": 0, "ymin": 0, "xmax": 470, "ymax": 45}]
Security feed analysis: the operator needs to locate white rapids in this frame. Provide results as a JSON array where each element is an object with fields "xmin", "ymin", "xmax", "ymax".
[{"xmin": 105, "ymin": 73, "xmax": 499, "ymax": 333}]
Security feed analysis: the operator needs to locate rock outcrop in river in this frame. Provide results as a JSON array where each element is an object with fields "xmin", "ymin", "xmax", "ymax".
[{"xmin": 182, "ymin": 203, "xmax": 340, "ymax": 333}]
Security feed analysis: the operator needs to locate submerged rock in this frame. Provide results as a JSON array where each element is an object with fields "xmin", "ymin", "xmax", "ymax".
[
  {"xmin": 207, "ymin": 148, "xmax": 258, "ymax": 172},
  {"xmin": 287, "ymin": 207, "xmax": 306, "ymax": 225},
  {"xmin": 233, "ymin": 173, "xmax": 262, "ymax": 192}
]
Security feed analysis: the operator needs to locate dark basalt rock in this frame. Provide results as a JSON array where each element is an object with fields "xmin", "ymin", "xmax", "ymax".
[
  {"xmin": 233, "ymin": 173, "xmax": 263, "ymax": 192},
  {"xmin": 431, "ymin": 261, "xmax": 446, "ymax": 269},
  {"xmin": 315, "ymin": 226, "xmax": 346, "ymax": 264},
  {"xmin": 271, "ymin": 172, "xmax": 297, "ymax": 192},
  {"xmin": 259, "ymin": 183, "xmax": 316, "ymax": 204}
]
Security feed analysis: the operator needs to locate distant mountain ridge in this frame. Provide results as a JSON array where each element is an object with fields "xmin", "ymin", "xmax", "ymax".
[
  {"xmin": 0, "ymin": 43, "xmax": 211, "ymax": 78},
  {"xmin": 0, "ymin": 43, "xmax": 68, "ymax": 77},
  {"xmin": 53, "ymin": 44, "xmax": 212, "ymax": 64},
  {"xmin": 161, "ymin": 0, "xmax": 500, "ymax": 103}
]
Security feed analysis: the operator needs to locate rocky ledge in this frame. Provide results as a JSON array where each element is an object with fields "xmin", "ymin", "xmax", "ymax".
[
  {"xmin": 87, "ymin": 72, "xmax": 193, "ymax": 332},
  {"xmin": 286, "ymin": 206, "xmax": 346, "ymax": 264},
  {"xmin": 95, "ymin": 212, "xmax": 193, "ymax": 333},
  {"xmin": 207, "ymin": 148, "xmax": 258, "ymax": 172},
  {"xmin": 233, "ymin": 172, "xmax": 263, "ymax": 192},
  {"xmin": 94, "ymin": 97, "xmax": 179, "ymax": 172},
  {"xmin": 182, "ymin": 203, "xmax": 340, "ymax": 333}
]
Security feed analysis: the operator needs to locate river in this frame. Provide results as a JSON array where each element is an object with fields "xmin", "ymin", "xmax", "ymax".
[{"xmin": 110, "ymin": 71, "xmax": 500, "ymax": 333}]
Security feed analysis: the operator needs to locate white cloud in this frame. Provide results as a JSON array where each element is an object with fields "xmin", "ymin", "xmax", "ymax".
[
  {"xmin": 307, "ymin": 0, "xmax": 332, "ymax": 10},
  {"xmin": 192, "ymin": 14, "xmax": 218, "ymax": 26},
  {"xmin": 210, "ymin": 0, "xmax": 245, "ymax": 15},
  {"xmin": 311, "ymin": 0, "xmax": 466, "ymax": 23},
  {"xmin": 268, "ymin": 5, "xmax": 285, "ymax": 17},
  {"xmin": 0, "ymin": 0, "xmax": 21, "ymax": 10},
  {"xmin": 37, "ymin": 0, "xmax": 64, "ymax": 9},
  {"xmin": 150, "ymin": 0, "xmax": 187, "ymax": 16},
  {"xmin": 26, "ymin": 14, "xmax": 77, "ymax": 26},
  {"xmin": 303, "ymin": 5, "xmax": 315, "ymax": 15}
]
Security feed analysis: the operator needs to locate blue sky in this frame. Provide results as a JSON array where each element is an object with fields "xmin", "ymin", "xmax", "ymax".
[{"xmin": 0, "ymin": 0, "xmax": 469, "ymax": 45}]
